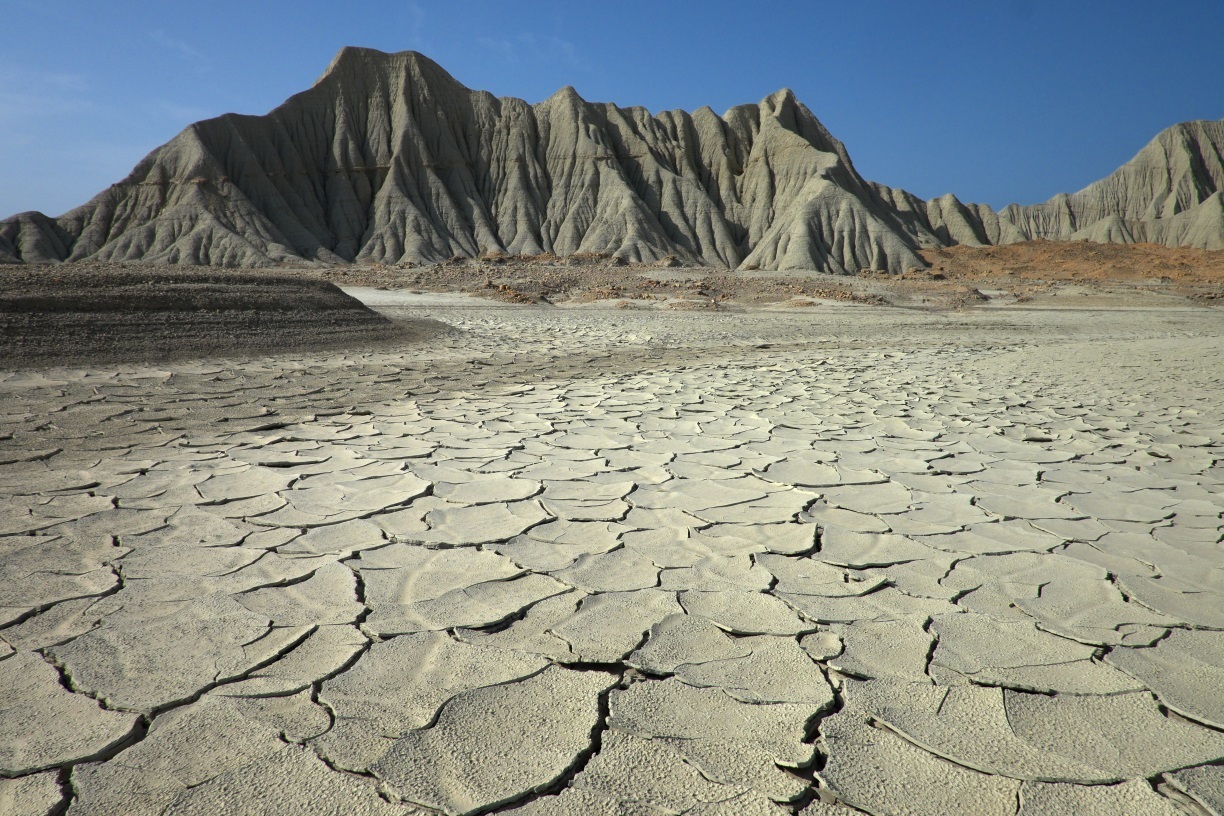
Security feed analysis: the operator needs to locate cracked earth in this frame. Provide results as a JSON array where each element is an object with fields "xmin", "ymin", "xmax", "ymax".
[{"xmin": 1, "ymin": 301, "xmax": 1223, "ymax": 816}]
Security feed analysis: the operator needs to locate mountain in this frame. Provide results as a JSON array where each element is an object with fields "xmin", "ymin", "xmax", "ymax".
[
  {"xmin": 2, "ymin": 48, "xmax": 1222, "ymax": 271},
  {"xmin": 1001, "ymin": 119, "xmax": 1224, "ymax": 250}
]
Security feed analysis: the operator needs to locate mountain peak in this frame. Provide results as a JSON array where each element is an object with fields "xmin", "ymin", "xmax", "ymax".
[
  {"xmin": 548, "ymin": 85, "xmax": 585, "ymax": 102},
  {"xmin": 316, "ymin": 46, "xmax": 457, "ymax": 88},
  {"xmin": 764, "ymin": 87, "xmax": 798, "ymax": 105}
]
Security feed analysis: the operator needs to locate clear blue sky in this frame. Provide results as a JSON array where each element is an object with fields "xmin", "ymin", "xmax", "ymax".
[{"xmin": 3, "ymin": 0, "xmax": 1222, "ymax": 218}]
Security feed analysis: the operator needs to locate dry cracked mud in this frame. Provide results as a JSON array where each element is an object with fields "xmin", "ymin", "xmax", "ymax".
[{"xmin": 1, "ymin": 297, "xmax": 1222, "ymax": 815}]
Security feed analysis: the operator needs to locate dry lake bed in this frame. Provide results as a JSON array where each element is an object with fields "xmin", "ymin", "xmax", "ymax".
[{"xmin": 1, "ymin": 298, "xmax": 1222, "ymax": 815}]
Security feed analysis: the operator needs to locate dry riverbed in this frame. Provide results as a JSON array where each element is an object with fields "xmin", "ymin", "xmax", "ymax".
[{"xmin": 1, "ymin": 299, "xmax": 1222, "ymax": 815}]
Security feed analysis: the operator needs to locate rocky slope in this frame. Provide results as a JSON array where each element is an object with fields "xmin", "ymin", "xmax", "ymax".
[
  {"xmin": 1002, "ymin": 119, "xmax": 1224, "ymax": 250},
  {"xmin": 2, "ymin": 48, "xmax": 1222, "ymax": 272}
]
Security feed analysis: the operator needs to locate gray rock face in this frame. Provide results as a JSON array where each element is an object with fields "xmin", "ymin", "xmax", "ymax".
[
  {"xmin": 0, "ymin": 48, "xmax": 926, "ymax": 273},
  {"xmin": 870, "ymin": 119, "xmax": 1224, "ymax": 253},
  {"xmin": 6, "ymin": 47, "xmax": 1217, "ymax": 271},
  {"xmin": 1003, "ymin": 120, "xmax": 1224, "ymax": 249}
]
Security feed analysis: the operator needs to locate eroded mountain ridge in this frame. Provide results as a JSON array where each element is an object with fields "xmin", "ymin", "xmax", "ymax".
[{"xmin": 2, "ymin": 47, "xmax": 1222, "ymax": 271}]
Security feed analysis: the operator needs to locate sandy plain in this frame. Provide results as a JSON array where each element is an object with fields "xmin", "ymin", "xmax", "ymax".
[{"xmin": 1, "ymin": 292, "xmax": 1223, "ymax": 815}]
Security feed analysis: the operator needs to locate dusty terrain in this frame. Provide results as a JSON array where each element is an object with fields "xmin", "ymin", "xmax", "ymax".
[
  {"xmin": 297, "ymin": 240, "xmax": 1224, "ymax": 310},
  {"xmin": 907, "ymin": 240, "xmax": 1224, "ymax": 308},
  {"xmin": 6, "ymin": 243, "xmax": 1222, "ymax": 343},
  {"xmin": 0, "ymin": 292, "xmax": 1221, "ymax": 815}
]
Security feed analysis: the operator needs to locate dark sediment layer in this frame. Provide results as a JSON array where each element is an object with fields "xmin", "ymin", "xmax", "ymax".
[{"xmin": 0, "ymin": 266, "xmax": 444, "ymax": 367}]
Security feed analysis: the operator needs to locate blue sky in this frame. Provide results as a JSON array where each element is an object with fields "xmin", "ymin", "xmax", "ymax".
[{"xmin": 3, "ymin": 0, "xmax": 1222, "ymax": 218}]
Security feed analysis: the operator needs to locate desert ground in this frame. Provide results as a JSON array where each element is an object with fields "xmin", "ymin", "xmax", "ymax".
[
  {"xmin": 301, "ymin": 240, "xmax": 1224, "ymax": 309},
  {"xmin": 1, "ymin": 270, "xmax": 1223, "ymax": 815}
]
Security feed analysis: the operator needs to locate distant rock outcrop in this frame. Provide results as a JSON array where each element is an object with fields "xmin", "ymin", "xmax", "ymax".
[
  {"xmin": 2, "ymin": 48, "xmax": 1222, "ymax": 271},
  {"xmin": 1003, "ymin": 120, "xmax": 1224, "ymax": 251}
]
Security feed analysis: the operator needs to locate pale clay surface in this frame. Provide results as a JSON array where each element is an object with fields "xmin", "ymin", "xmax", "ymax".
[{"xmin": 0, "ymin": 300, "xmax": 1222, "ymax": 815}]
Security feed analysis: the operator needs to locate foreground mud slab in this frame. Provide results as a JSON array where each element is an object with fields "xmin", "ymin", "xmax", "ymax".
[{"xmin": 1, "ymin": 303, "xmax": 1222, "ymax": 815}]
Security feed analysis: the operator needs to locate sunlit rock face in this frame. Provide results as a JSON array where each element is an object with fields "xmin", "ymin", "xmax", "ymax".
[{"xmin": 6, "ymin": 47, "xmax": 1219, "ymax": 271}]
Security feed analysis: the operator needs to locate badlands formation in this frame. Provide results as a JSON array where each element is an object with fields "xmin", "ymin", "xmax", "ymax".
[
  {"xmin": 1, "ymin": 47, "xmax": 1223, "ymax": 271},
  {"xmin": 1, "ymin": 47, "xmax": 1223, "ymax": 816}
]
